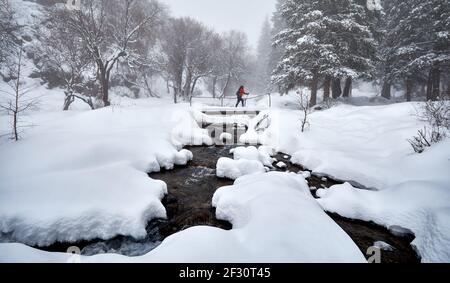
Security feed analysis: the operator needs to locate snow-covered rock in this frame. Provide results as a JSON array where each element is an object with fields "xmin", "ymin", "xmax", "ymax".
[
  {"xmin": 230, "ymin": 146, "xmax": 274, "ymax": 167},
  {"xmin": 230, "ymin": 146, "xmax": 260, "ymax": 161},
  {"xmin": 374, "ymin": 241, "xmax": 394, "ymax": 252},
  {"xmin": 258, "ymin": 146, "xmax": 277, "ymax": 157},
  {"xmin": 276, "ymin": 161, "xmax": 287, "ymax": 168},
  {"xmin": 216, "ymin": 158, "xmax": 265, "ymax": 180},
  {"xmin": 300, "ymin": 171, "xmax": 312, "ymax": 179}
]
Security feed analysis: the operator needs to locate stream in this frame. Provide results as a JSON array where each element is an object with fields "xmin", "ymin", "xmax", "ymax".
[{"xmin": 38, "ymin": 115, "xmax": 420, "ymax": 263}]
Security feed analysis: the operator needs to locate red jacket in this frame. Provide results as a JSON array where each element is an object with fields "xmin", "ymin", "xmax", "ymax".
[{"xmin": 238, "ymin": 87, "xmax": 248, "ymax": 97}]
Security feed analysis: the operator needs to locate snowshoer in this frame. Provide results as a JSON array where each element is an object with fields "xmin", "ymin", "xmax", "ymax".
[{"xmin": 235, "ymin": 86, "xmax": 249, "ymax": 107}]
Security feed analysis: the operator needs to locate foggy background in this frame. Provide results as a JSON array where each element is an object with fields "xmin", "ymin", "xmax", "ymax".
[{"xmin": 162, "ymin": 0, "xmax": 277, "ymax": 48}]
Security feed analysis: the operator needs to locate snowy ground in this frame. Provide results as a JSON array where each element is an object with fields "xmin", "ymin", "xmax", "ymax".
[
  {"xmin": 0, "ymin": 90, "xmax": 209, "ymax": 247},
  {"xmin": 240, "ymin": 98, "xmax": 450, "ymax": 263},
  {"xmin": 0, "ymin": 88, "xmax": 449, "ymax": 263},
  {"xmin": 0, "ymin": 173, "xmax": 366, "ymax": 263}
]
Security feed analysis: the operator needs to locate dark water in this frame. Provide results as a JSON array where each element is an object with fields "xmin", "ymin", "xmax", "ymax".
[{"xmin": 150, "ymin": 146, "xmax": 234, "ymax": 239}]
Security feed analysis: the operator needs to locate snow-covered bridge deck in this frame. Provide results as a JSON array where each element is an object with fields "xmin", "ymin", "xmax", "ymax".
[
  {"xmin": 200, "ymin": 108, "xmax": 262, "ymax": 117},
  {"xmin": 189, "ymin": 94, "xmax": 273, "ymax": 110}
]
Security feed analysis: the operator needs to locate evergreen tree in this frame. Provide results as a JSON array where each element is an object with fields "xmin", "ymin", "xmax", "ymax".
[
  {"xmin": 255, "ymin": 17, "xmax": 273, "ymax": 93},
  {"xmin": 383, "ymin": 0, "xmax": 450, "ymax": 101},
  {"xmin": 272, "ymin": 0, "xmax": 378, "ymax": 105},
  {"xmin": 269, "ymin": 0, "xmax": 287, "ymax": 93}
]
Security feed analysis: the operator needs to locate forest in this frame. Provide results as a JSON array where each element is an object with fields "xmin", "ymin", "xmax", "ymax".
[{"xmin": 1, "ymin": 0, "xmax": 448, "ymax": 111}]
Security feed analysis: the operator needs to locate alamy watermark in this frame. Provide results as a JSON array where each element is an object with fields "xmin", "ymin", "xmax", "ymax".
[
  {"xmin": 367, "ymin": 246, "xmax": 382, "ymax": 263},
  {"xmin": 66, "ymin": 246, "xmax": 82, "ymax": 263},
  {"xmin": 169, "ymin": 110, "xmax": 276, "ymax": 147}
]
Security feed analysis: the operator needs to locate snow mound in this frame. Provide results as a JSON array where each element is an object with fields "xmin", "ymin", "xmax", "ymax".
[
  {"xmin": 0, "ymin": 100, "xmax": 206, "ymax": 247},
  {"xmin": 317, "ymin": 182, "xmax": 450, "ymax": 263},
  {"xmin": 216, "ymin": 158, "xmax": 265, "ymax": 180},
  {"xmin": 0, "ymin": 172, "xmax": 366, "ymax": 263},
  {"xmin": 230, "ymin": 146, "xmax": 260, "ymax": 160},
  {"xmin": 230, "ymin": 146, "xmax": 275, "ymax": 167}
]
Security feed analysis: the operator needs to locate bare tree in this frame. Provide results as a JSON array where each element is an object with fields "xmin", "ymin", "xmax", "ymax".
[
  {"xmin": 39, "ymin": 7, "xmax": 94, "ymax": 110},
  {"xmin": 218, "ymin": 31, "xmax": 249, "ymax": 98},
  {"xmin": 161, "ymin": 17, "xmax": 220, "ymax": 103},
  {"xmin": 119, "ymin": 44, "xmax": 166, "ymax": 98},
  {"xmin": 63, "ymin": 0, "xmax": 165, "ymax": 107},
  {"xmin": 183, "ymin": 28, "xmax": 221, "ymax": 99},
  {"xmin": 0, "ymin": 43, "xmax": 39, "ymax": 141},
  {"xmin": 116, "ymin": 6, "xmax": 168, "ymax": 99},
  {"xmin": 296, "ymin": 90, "xmax": 311, "ymax": 133}
]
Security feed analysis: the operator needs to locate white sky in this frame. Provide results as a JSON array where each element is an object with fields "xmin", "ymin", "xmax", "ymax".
[{"xmin": 162, "ymin": 0, "xmax": 277, "ymax": 49}]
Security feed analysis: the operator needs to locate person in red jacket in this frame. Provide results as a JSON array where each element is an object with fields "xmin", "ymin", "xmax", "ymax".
[{"xmin": 235, "ymin": 85, "xmax": 249, "ymax": 107}]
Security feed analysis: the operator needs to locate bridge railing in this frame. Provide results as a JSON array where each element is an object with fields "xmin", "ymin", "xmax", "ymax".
[{"xmin": 189, "ymin": 93, "xmax": 272, "ymax": 108}]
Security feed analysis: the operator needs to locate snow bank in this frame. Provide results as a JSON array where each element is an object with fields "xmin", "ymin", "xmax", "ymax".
[
  {"xmin": 171, "ymin": 110, "xmax": 213, "ymax": 146},
  {"xmin": 0, "ymin": 98, "xmax": 206, "ymax": 246},
  {"xmin": 0, "ymin": 173, "xmax": 366, "ymax": 263},
  {"xmin": 239, "ymin": 102, "xmax": 450, "ymax": 262},
  {"xmin": 317, "ymin": 181, "xmax": 450, "ymax": 263},
  {"xmin": 216, "ymin": 158, "xmax": 265, "ymax": 180},
  {"xmin": 245, "ymin": 103, "xmax": 450, "ymax": 191}
]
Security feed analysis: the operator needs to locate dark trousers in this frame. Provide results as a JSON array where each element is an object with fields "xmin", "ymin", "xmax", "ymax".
[{"xmin": 236, "ymin": 97, "xmax": 245, "ymax": 107}]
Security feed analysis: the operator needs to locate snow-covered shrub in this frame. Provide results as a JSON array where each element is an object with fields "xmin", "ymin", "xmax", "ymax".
[{"xmin": 409, "ymin": 99, "xmax": 450, "ymax": 153}]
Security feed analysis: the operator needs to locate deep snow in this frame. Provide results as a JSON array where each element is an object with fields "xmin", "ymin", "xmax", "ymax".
[
  {"xmin": 0, "ymin": 173, "xmax": 366, "ymax": 263},
  {"xmin": 239, "ymin": 99, "xmax": 450, "ymax": 262},
  {"xmin": 0, "ymin": 94, "xmax": 208, "ymax": 246},
  {"xmin": 0, "ymin": 86, "xmax": 449, "ymax": 262}
]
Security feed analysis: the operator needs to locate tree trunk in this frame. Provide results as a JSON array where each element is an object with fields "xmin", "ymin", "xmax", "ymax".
[
  {"xmin": 191, "ymin": 76, "xmax": 200, "ymax": 97},
  {"xmin": 184, "ymin": 70, "xmax": 192, "ymax": 99},
  {"xmin": 427, "ymin": 68, "xmax": 433, "ymax": 101},
  {"xmin": 342, "ymin": 77, "xmax": 352, "ymax": 98},
  {"xmin": 173, "ymin": 86, "xmax": 178, "ymax": 104},
  {"xmin": 99, "ymin": 67, "xmax": 111, "ymax": 107},
  {"xmin": 421, "ymin": 84, "xmax": 426, "ymax": 98},
  {"xmin": 432, "ymin": 67, "xmax": 440, "ymax": 99},
  {"xmin": 212, "ymin": 76, "xmax": 217, "ymax": 98},
  {"xmin": 166, "ymin": 79, "xmax": 170, "ymax": 94},
  {"xmin": 332, "ymin": 78, "xmax": 342, "ymax": 99},
  {"xmin": 323, "ymin": 76, "xmax": 331, "ymax": 102},
  {"xmin": 175, "ymin": 70, "xmax": 183, "ymax": 103},
  {"xmin": 447, "ymin": 80, "xmax": 450, "ymax": 98},
  {"xmin": 102, "ymin": 78, "xmax": 110, "ymax": 106},
  {"xmin": 406, "ymin": 78, "xmax": 413, "ymax": 102},
  {"xmin": 221, "ymin": 73, "xmax": 231, "ymax": 97},
  {"xmin": 63, "ymin": 94, "xmax": 74, "ymax": 111},
  {"xmin": 310, "ymin": 73, "xmax": 319, "ymax": 107},
  {"xmin": 381, "ymin": 81, "xmax": 391, "ymax": 99},
  {"xmin": 13, "ymin": 45, "xmax": 23, "ymax": 141}
]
